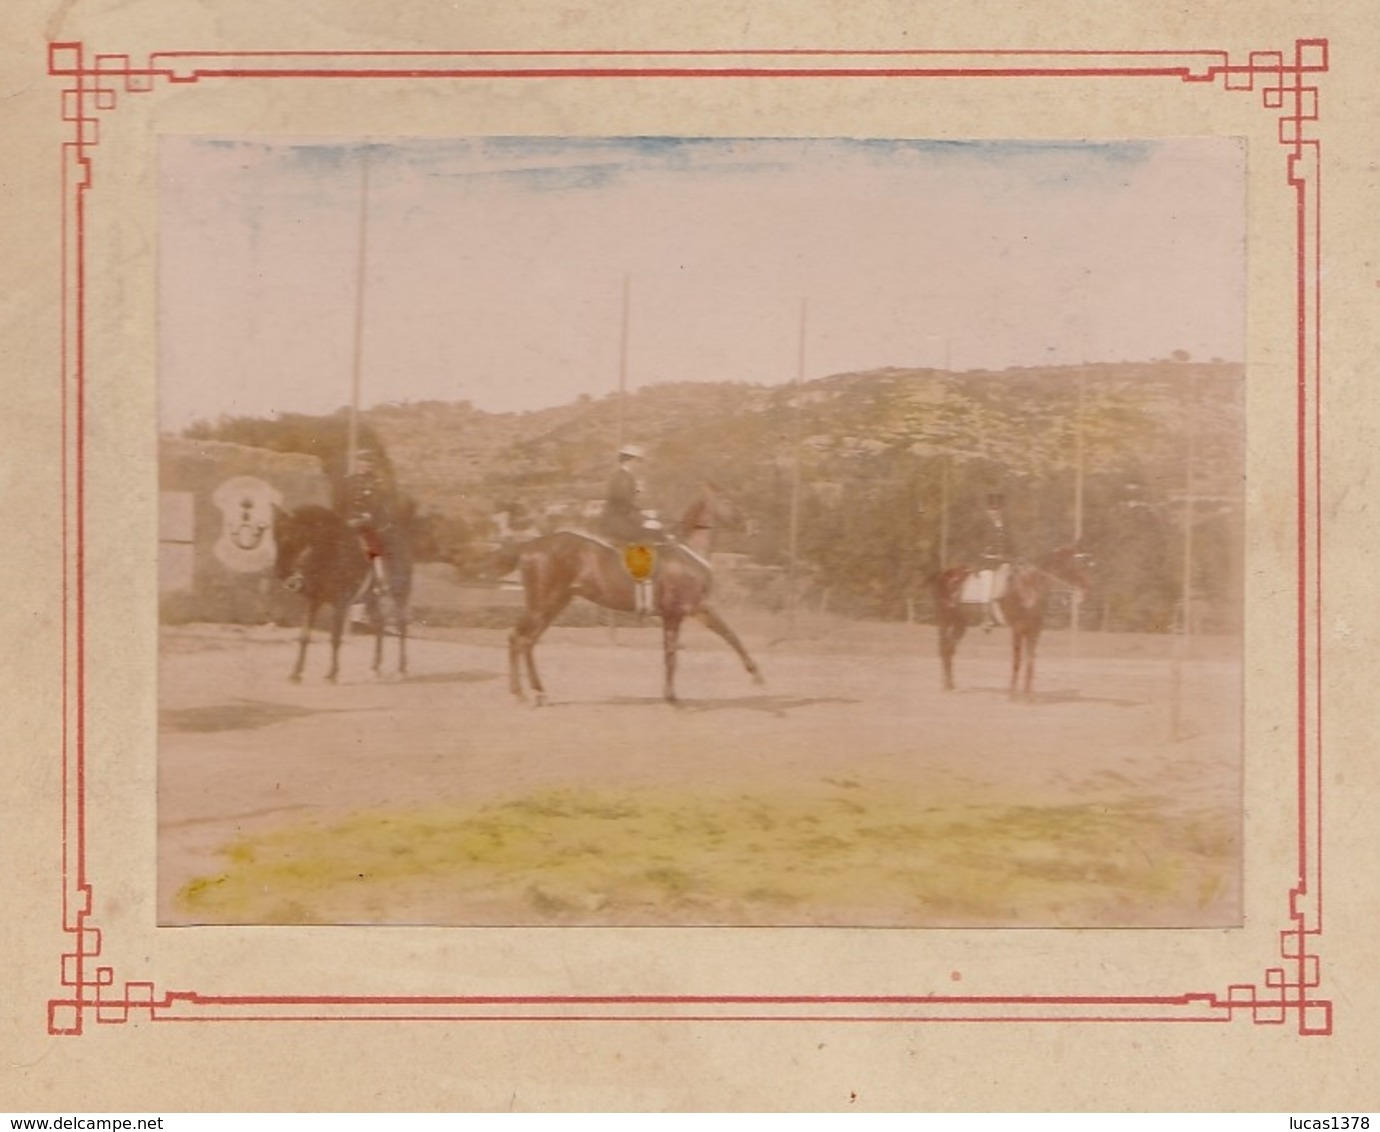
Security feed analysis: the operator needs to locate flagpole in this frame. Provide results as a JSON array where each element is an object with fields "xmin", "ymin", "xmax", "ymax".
[
  {"xmin": 610, "ymin": 275, "xmax": 630, "ymax": 642},
  {"xmin": 347, "ymin": 145, "xmax": 371, "ymax": 476},
  {"xmin": 1171, "ymin": 370, "xmax": 1198, "ymax": 741},
  {"xmin": 938, "ymin": 337, "xmax": 952, "ymax": 570},
  {"xmin": 1070, "ymin": 355, "xmax": 1086, "ymax": 658}
]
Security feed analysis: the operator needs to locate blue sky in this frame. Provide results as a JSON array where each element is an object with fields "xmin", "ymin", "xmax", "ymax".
[{"xmin": 159, "ymin": 135, "xmax": 1245, "ymax": 429}]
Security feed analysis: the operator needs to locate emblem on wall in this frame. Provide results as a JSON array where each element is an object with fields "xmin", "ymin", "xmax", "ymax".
[{"xmin": 211, "ymin": 476, "xmax": 283, "ymax": 573}]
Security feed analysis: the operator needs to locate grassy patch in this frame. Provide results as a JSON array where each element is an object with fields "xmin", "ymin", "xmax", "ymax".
[{"xmin": 175, "ymin": 786, "xmax": 1237, "ymax": 927}]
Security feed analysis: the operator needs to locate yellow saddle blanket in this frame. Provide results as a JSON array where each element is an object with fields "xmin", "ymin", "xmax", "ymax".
[{"xmin": 622, "ymin": 543, "xmax": 656, "ymax": 581}]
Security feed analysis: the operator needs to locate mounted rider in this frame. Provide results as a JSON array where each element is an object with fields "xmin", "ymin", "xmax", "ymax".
[
  {"xmin": 969, "ymin": 492, "xmax": 1016, "ymax": 629},
  {"xmin": 599, "ymin": 443, "xmax": 667, "ymax": 613},
  {"xmin": 340, "ymin": 448, "xmax": 395, "ymax": 588}
]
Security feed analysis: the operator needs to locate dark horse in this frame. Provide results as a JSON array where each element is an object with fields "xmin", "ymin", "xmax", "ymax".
[
  {"xmin": 931, "ymin": 547, "xmax": 1091, "ymax": 699},
  {"xmin": 503, "ymin": 484, "xmax": 763, "ymax": 705},
  {"xmin": 273, "ymin": 504, "xmax": 413, "ymax": 683}
]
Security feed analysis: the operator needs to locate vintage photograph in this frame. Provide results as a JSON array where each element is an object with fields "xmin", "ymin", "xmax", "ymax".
[{"xmin": 157, "ymin": 134, "xmax": 1245, "ymax": 929}]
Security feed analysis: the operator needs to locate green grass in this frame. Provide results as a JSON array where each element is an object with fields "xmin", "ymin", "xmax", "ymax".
[{"xmin": 175, "ymin": 785, "xmax": 1238, "ymax": 927}]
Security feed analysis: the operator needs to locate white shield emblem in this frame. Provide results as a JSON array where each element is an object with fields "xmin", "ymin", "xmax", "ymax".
[{"xmin": 211, "ymin": 476, "xmax": 283, "ymax": 573}]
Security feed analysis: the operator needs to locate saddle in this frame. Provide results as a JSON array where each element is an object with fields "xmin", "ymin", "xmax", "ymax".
[{"xmin": 958, "ymin": 562, "xmax": 1011, "ymax": 605}]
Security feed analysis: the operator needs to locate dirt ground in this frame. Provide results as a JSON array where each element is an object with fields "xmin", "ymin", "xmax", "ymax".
[{"xmin": 157, "ymin": 609, "xmax": 1242, "ymax": 929}]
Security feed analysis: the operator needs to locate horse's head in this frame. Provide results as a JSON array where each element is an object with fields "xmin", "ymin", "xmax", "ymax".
[
  {"xmin": 272, "ymin": 506, "xmax": 307, "ymax": 586},
  {"xmin": 675, "ymin": 481, "xmax": 746, "ymax": 542},
  {"xmin": 1045, "ymin": 545, "xmax": 1096, "ymax": 594},
  {"xmin": 272, "ymin": 504, "xmax": 342, "ymax": 589}
]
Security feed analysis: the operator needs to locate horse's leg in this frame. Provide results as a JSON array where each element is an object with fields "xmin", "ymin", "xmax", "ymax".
[
  {"xmin": 1023, "ymin": 629, "xmax": 1039, "ymax": 699},
  {"xmin": 692, "ymin": 605, "xmax": 764, "ymax": 685},
  {"xmin": 936, "ymin": 616, "xmax": 949, "ymax": 690},
  {"xmin": 663, "ymin": 612, "xmax": 684, "ymax": 703},
  {"xmin": 1008, "ymin": 626, "xmax": 1023, "ymax": 700},
  {"xmin": 521, "ymin": 608, "xmax": 560, "ymax": 706},
  {"xmin": 940, "ymin": 610, "xmax": 967, "ymax": 691},
  {"xmin": 938, "ymin": 615, "xmax": 954, "ymax": 691},
  {"xmin": 507, "ymin": 623, "xmax": 526, "ymax": 701},
  {"xmin": 395, "ymin": 605, "xmax": 409, "ymax": 678},
  {"xmin": 326, "ymin": 603, "xmax": 347, "ymax": 683},
  {"xmin": 943, "ymin": 618, "xmax": 954, "ymax": 690},
  {"xmin": 290, "ymin": 602, "xmax": 315, "ymax": 683},
  {"xmin": 368, "ymin": 594, "xmax": 385, "ymax": 676},
  {"xmin": 510, "ymin": 592, "xmax": 572, "ymax": 706}
]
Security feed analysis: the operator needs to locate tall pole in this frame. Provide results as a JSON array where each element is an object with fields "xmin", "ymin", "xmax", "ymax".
[
  {"xmin": 617, "ymin": 273, "xmax": 630, "ymax": 448},
  {"xmin": 1171, "ymin": 371, "xmax": 1198, "ymax": 740},
  {"xmin": 1070, "ymin": 363, "xmax": 1086, "ymax": 657},
  {"xmin": 938, "ymin": 455, "xmax": 950, "ymax": 569},
  {"xmin": 1181, "ymin": 373, "xmax": 1198, "ymax": 646},
  {"xmin": 347, "ymin": 146, "xmax": 371, "ymax": 476},
  {"xmin": 938, "ymin": 337, "xmax": 952, "ymax": 569},
  {"xmin": 608, "ymin": 275, "xmax": 631, "ymax": 642},
  {"xmin": 787, "ymin": 298, "xmax": 807, "ymax": 635},
  {"xmin": 1073, "ymin": 369, "xmax": 1086, "ymax": 546}
]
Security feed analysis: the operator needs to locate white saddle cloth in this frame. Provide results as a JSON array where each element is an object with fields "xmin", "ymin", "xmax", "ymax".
[{"xmin": 960, "ymin": 564, "xmax": 1009, "ymax": 605}]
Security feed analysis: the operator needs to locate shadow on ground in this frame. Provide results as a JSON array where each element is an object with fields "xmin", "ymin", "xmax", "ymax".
[{"xmin": 159, "ymin": 700, "xmax": 336, "ymax": 733}]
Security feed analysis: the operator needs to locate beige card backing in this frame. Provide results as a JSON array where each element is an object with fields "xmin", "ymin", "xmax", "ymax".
[{"xmin": 3, "ymin": 0, "xmax": 1377, "ymax": 1112}]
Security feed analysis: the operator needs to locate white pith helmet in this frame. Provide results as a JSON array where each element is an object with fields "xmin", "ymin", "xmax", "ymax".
[{"xmin": 618, "ymin": 443, "xmax": 646, "ymax": 460}]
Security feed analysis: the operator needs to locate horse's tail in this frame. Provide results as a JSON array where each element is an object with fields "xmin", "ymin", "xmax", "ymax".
[
  {"xmin": 928, "ymin": 565, "xmax": 968, "ymax": 613},
  {"xmin": 928, "ymin": 564, "xmax": 962, "ymax": 590}
]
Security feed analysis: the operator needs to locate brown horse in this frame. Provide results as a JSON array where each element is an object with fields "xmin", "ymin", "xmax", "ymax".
[
  {"xmin": 273, "ymin": 504, "xmax": 412, "ymax": 683},
  {"xmin": 931, "ymin": 547, "xmax": 1091, "ymax": 699},
  {"xmin": 504, "ymin": 484, "xmax": 763, "ymax": 704}
]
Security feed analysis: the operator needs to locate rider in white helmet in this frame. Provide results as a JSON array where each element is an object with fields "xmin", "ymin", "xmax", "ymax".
[
  {"xmin": 600, "ymin": 443, "xmax": 665, "ymax": 544},
  {"xmin": 599, "ymin": 443, "xmax": 667, "ymax": 615},
  {"xmin": 973, "ymin": 491, "xmax": 1014, "ymax": 629}
]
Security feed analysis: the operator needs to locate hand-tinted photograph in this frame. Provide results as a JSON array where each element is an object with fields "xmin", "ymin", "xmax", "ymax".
[{"xmin": 157, "ymin": 135, "xmax": 1245, "ymax": 928}]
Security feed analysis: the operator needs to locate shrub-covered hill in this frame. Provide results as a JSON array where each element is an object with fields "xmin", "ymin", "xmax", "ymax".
[{"xmin": 184, "ymin": 359, "xmax": 1244, "ymax": 631}]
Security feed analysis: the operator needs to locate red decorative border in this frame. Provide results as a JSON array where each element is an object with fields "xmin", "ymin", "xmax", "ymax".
[{"xmin": 45, "ymin": 41, "xmax": 1330, "ymax": 1036}]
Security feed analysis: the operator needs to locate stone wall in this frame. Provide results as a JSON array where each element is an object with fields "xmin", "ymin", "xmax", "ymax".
[{"xmin": 159, "ymin": 438, "xmax": 331, "ymax": 625}]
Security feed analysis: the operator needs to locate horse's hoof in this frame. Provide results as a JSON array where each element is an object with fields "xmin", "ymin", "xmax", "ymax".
[
  {"xmin": 534, "ymin": 692, "xmax": 548, "ymax": 707},
  {"xmin": 289, "ymin": 673, "xmax": 303, "ymax": 685}
]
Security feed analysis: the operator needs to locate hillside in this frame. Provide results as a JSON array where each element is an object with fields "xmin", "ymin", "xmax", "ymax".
[{"xmin": 187, "ymin": 360, "xmax": 1245, "ymax": 631}]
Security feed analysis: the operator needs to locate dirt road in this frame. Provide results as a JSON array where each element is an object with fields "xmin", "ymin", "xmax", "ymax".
[{"xmin": 158, "ymin": 615, "xmax": 1241, "ymax": 928}]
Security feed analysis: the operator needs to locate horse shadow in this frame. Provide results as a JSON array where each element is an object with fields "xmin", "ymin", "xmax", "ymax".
[
  {"xmin": 952, "ymin": 685, "xmax": 1144, "ymax": 708},
  {"xmin": 399, "ymin": 670, "xmax": 502, "ymax": 686},
  {"xmin": 544, "ymin": 693, "xmax": 858, "ymax": 716},
  {"xmin": 159, "ymin": 698, "xmax": 346, "ymax": 734}
]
